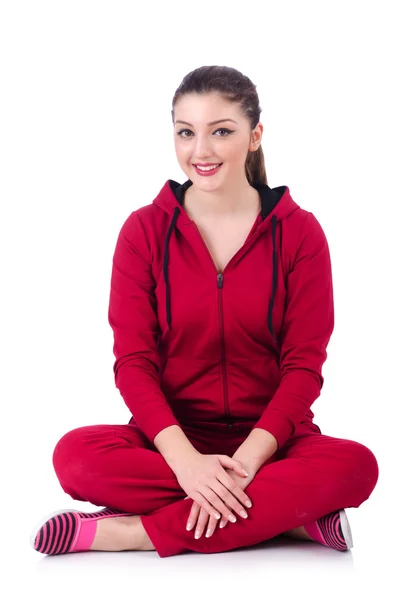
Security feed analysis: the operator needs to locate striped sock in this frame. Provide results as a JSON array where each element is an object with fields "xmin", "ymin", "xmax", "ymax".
[
  {"xmin": 303, "ymin": 509, "xmax": 353, "ymax": 551},
  {"xmin": 31, "ymin": 508, "xmax": 133, "ymax": 555}
]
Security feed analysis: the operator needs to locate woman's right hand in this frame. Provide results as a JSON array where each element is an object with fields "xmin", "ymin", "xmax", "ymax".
[{"xmin": 172, "ymin": 452, "xmax": 252, "ymax": 523}]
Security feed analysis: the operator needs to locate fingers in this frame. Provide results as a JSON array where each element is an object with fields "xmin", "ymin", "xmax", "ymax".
[
  {"xmin": 219, "ymin": 515, "xmax": 228, "ymax": 529},
  {"xmin": 193, "ymin": 506, "xmax": 231, "ymax": 538},
  {"xmin": 194, "ymin": 506, "xmax": 211, "ymax": 539},
  {"xmin": 198, "ymin": 486, "xmax": 239, "ymax": 523},
  {"xmin": 186, "ymin": 501, "xmax": 230, "ymax": 539},
  {"xmin": 193, "ymin": 506, "xmax": 220, "ymax": 539},
  {"xmin": 217, "ymin": 470, "xmax": 252, "ymax": 510},
  {"xmin": 217, "ymin": 455, "xmax": 248, "ymax": 477},
  {"xmin": 204, "ymin": 512, "xmax": 219, "ymax": 538},
  {"xmin": 191, "ymin": 477, "xmax": 252, "ymax": 531},
  {"xmin": 210, "ymin": 478, "xmax": 250, "ymax": 521},
  {"xmin": 190, "ymin": 491, "xmax": 222, "ymax": 522},
  {"xmin": 186, "ymin": 501, "xmax": 216, "ymax": 539},
  {"xmin": 186, "ymin": 499, "xmax": 200, "ymax": 532}
]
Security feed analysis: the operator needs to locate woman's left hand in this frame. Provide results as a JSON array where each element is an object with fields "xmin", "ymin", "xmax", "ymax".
[{"xmin": 186, "ymin": 467, "xmax": 256, "ymax": 539}]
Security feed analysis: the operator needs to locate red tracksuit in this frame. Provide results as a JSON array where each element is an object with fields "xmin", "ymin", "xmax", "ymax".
[{"xmin": 52, "ymin": 179, "xmax": 379, "ymax": 557}]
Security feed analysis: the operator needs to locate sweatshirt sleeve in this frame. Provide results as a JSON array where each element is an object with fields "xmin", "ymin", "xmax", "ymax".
[
  {"xmin": 108, "ymin": 210, "xmax": 181, "ymax": 444},
  {"xmin": 252, "ymin": 212, "xmax": 335, "ymax": 450}
]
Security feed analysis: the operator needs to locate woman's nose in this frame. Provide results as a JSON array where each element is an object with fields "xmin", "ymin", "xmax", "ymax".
[{"xmin": 193, "ymin": 137, "xmax": 213, "ymax": 157}]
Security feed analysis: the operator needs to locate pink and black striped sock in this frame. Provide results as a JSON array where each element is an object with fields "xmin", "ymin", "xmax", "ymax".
[
  {"xmin": 303, "ymin": 509, "xmax": 353, "ymax": 551},
  {"xmin": 31, "ymin": 508, "xmax": 134, "ymax": 555}
]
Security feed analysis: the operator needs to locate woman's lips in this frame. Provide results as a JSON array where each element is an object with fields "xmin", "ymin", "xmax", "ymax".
[{"xmin": 193, "ymin": 163, "xmax": 223, "ymax": 176}]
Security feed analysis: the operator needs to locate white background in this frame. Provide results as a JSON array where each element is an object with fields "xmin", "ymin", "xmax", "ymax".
[{"xmin": 1, "ymin": 0, "xmax": 395, "ymax": 597}]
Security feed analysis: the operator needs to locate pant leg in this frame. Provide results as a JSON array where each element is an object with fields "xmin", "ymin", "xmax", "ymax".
[
  {"xmin": 52, "ymin": 423, "xmax": 188, "ymax": 514},
  {"xmin": 51, "ymin": 419, "xmax": 253, "ymax": 513},
  {"xmin": 140, "ymin": 429, "xmax": 379, "ymax": 557}
]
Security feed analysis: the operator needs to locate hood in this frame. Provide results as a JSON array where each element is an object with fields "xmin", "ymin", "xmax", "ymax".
[{"xmin": 153, "ymin": 178, "xmax": 300, "ymax": 345}]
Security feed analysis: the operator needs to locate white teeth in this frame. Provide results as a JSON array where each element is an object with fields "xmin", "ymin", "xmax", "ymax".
[{"xmin": 195, "ymin": 164, "xmax": 221, "ymax": 171}]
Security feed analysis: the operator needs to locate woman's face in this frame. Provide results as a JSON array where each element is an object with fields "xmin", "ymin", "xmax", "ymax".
[{"xmin": 173, "ymin": 92, "xmax": 262, "ymax": 190}]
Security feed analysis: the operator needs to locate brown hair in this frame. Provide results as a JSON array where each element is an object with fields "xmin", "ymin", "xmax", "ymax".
[{"xmin": 171, "ymin": 65, "xmax": 268, "ymax": 186}]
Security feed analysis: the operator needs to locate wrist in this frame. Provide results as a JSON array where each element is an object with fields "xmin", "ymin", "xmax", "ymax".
[
  {"xmin": 232, "ymin": 450, "xmax": 261, "ymax": 475},
  {"xmin": 233, "ymin": 428, "xmax": 278, "ymax": 473},
  {"xmin": 165, "ymin": 447, "xmax": 200, "ymax": 471},
  {"xmin": 153, "ymin": 425, "xmax": 200, "ymax": 470}
]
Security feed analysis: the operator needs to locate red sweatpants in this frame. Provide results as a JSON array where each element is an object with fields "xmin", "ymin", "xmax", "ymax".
[{"xmin": 52, "ymin": 419, "xmax": 379, "ymax": 558}]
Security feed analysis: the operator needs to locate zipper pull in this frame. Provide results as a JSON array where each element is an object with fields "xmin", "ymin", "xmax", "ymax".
[{"xmin": 217, "ymin": 273, "xmax": 223, "ymax": 288}]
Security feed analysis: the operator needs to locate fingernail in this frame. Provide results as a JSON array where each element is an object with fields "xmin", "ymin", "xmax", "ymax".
[
  {"xmin": 220, "ymin": 521, "xmax": 226, "ymax": 528},
  {"xmin": 205, "ymin": 529, "xmax": 212, "ymax": 537},
  {"xmin": 186, "ymin": 522, "xmax": 192, "ymax": 530},
  {"xmin": 240, "ymin": 510, "xmax": 248, "ymax": 518},
  {"xmin": 243, "ymin": 470, "xmax": 249, "ymax": 476},
  {"xmin": 228, "ymin": 514, "xmax": 237, "ymax": 523},
  {"xmin": 195, "ymin": 530, "xmax": 201, "ymax": 539},
  {"xmin": 214, "ymin": 512, "xmax": 221, "ymax": 519},
  {"xmin": 245, "ymin": 500, "xmax": 252, "ymax": 508}
]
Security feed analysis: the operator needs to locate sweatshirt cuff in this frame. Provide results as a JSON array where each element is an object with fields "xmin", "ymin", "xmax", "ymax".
[
  {"xmin": 252, "ymin": 409, "xmax": 295, "ymax": 450},
  {"xmin": 138, "ymin": 412, "xmax": 182, "ymax": 445}
]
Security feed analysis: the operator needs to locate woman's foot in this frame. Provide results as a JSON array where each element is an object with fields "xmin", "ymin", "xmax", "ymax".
[
  {"xmin": 31, "ymin": 508, "xmax": 155, "ymax": 555},
  {"xmin": 90, "ymin": 515, "xmax": 155, "ymax": 551},
  {"xmin": 282, "ymin": 525, "xmax": 314, "ymax": 541},
  {"xmin": 282, "ymin": 509, "xmax": 353, "ymax": 551},
  {"xmin": 303, "ymin": 508, "xmax": 353, "ymax": 551}
]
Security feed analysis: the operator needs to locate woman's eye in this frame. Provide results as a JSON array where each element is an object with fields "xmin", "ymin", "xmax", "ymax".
[
  {"xmin": 176, "ymin": 129, "xmax": 192, "ymax": 138},
  {"xmin": 176, "ymin": 128, "xmax": 233, "ymax": 138}
]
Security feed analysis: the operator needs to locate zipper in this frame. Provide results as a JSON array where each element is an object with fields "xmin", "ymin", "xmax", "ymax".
[
  {"xmin": 191, "ymin": 221, "xmax": 264, "ymax": 427},
  {"xmin": 217, "ymin": 273, "xmax": 230, "ymax": 422}
]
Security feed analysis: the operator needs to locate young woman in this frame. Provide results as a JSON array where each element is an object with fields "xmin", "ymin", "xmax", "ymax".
[{"xmin": 30, "ymin": 65, "xmax": 379, "ymax": 558}]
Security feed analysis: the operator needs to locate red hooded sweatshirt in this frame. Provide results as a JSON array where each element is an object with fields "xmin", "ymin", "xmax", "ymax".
[{"xmin": 108, "ymin": 179, "xmax": 334, "ymax": 450}]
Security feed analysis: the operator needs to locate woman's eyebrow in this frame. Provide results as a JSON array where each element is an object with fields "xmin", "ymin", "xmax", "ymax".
[{"xmin": 175, "ymin": 118, "xmax": 238, "ymax": 126}]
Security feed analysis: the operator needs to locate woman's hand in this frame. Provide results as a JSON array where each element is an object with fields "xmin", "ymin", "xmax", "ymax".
[
  {"xmin": 186, "ymin": 467, "xmax": 256, "ymax": 539},
  {"xmin": 172, "ymin": 452, "xmax": 253, "ymax": 524}
]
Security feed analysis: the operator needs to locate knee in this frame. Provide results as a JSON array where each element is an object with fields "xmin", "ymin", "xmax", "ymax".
[
  {"xmin": 345, "ymin": 441, "xmax": 379, "ymax": 498},
  {"xmin": 52, "ymin": 427, "xmax": 91, "ymax": 488}
]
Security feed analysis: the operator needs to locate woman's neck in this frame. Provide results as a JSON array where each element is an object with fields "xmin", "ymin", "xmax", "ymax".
[{"xmin": 184, "ymin": 184, "xmax": 260, "ymax": 220}]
